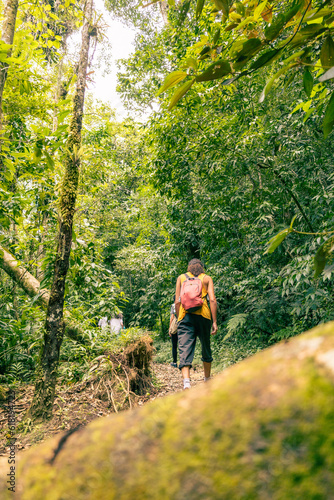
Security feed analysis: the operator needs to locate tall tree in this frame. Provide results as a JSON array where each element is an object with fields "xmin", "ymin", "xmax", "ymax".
[
  {"xmin": 0, "ymin": 0, "xmax": 19, "ymax": 132},
  {"xmin": 29, "ymin": 0, "xmax": 96, "ymax": 420}
]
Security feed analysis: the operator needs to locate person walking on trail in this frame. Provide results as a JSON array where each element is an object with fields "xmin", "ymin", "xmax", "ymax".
[
  {"xmin": 110, "ymin": 313, "xmax": 123, "ymax": 335},
  {"xmin": 169, "ymin": 296, "xmax": 178, "ymax": 368},
  {"xmin": 175, "ymin": 258, "xmax": 218, "ymax": 390}
]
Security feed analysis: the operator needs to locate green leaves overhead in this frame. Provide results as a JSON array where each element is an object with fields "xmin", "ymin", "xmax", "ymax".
[
  {"xmin": 156, "ymin": 71, "xmax": 187, "ymax": 96},
  {"xmin": 155, "ymin": 0, "xmax": 334, "ymax": 135},
  {"xmin": 284, "ymin": 1, "xmax": 303, "ymax": 24},
  {"xmin": 195, "ymin": 59, "xmax": 231, "ymax": 82}
]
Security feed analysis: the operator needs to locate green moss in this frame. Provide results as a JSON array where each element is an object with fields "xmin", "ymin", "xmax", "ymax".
[{"xmin": 4, "ymin": 321, "xmax": 334, "ymax": 499}]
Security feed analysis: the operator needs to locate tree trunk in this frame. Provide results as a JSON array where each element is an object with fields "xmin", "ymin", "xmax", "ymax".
[
  {"xmin": 36, "ymin": 210, "xmax": 48, "ymax": 280},
  {"xmin": 0, "ymin": 244, "xmax": 87, "ymax": 342},
  {"xmin": 29, "ymin": 0, "xmax": 95, "ymax": 420},
  {"xmin": 0, "ymin": 0, "xmax": 19, "ymax": 132},
  {"xmin": 159, "ymin": 1, "xmax": 169, "ymax": 24}
]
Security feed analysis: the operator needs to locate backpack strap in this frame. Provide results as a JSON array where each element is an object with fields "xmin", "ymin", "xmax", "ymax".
[{"xmin": 200, "ymin": 273, "xmax": 208, "ymax": 298}]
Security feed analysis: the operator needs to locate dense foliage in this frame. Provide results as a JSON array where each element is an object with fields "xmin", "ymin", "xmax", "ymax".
[{"xmin": 1, "ymin": 0, "xmax": 334, "ymax": 391}]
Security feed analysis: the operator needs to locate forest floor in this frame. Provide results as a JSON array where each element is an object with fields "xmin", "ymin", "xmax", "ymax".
[{"xmin": 0, "ymin": 361, "xmax": 208, "ymax": 460}]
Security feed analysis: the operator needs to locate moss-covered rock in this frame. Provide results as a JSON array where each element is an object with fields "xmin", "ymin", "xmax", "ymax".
[{"xmin": 4, "ymin": 321, "xmax": 334, "ymax": 499}]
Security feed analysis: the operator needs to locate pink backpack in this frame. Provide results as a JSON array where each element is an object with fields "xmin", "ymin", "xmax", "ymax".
[{"xmin": 180, "ymin": 273, "xmax": 204, "ymax": 312}]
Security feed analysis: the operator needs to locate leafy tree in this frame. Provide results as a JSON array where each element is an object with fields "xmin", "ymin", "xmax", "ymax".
[{"xmin": 157, "ymin": 0, "xmax": 334, "ymax": 132}]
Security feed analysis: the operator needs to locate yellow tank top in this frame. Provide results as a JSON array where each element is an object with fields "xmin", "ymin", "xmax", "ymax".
[{"xmin": 178, "ymin": 272, "xmax": 211, "ymax": 322}]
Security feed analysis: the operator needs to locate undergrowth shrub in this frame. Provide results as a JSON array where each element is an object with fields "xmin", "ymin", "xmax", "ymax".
[{"xmin": 58, "ymin": 327, "xmax": 153, "ymax": 385}]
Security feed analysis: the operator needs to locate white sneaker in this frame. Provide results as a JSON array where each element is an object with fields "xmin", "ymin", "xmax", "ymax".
[{"xmin": 183, "ymin": 379, "xmax": 191, "ymax": 390}]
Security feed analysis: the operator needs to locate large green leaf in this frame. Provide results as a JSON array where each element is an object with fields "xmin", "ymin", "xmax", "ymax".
[
  {"xmin": 264, "ymin": 229, "xmax": 290, "ymax": 254},
  {"xmin": 168, "ymin": 78, "xmax": 195, "ymax": 110},
  {"xmin": 250, "ymin": 49, "xmax": 280, "ymax": 71},
  {"xmin": 235, "ymin": 0, "xmax": 245, "ymax": 16},
  {"xmin": 224, "ymin": 313, "xmax": 248, "ymax": 340},
  {"xmin": 254, "ymin": 0, "xmax": 267, "ymax": 21},
  {"xmin": 320, "ymin": 35, "xmax": 334, "ymax": 70},
  {"xmin": 213, "ymin": 28, "xmax": 221, "ymax": 44},
  {"xmin": 264, "ymin": 13, "xmax": 286, "ymax": 41},
  {"xmin": 323, "ymin": 91, "xmax": 334, "ymax": 138},
  {"xmin": 284, "ymin": 1, "xmax": 302, "ymax": 24},
  {"xmin": 303, "ymin": 69, "xmax": 313, "ymax": 98},
  {"xmin": 181, "ymin": 57, "xmax": 198, "ymax": 71},
  {"xmin": 213, "ymin": 0, "xmax": 230, "ymax": 17},
  {"xmin": 305, "ymin": 8, "xmax": 333, "ymax": 23},
  {"xmin": 314, "ymin": 236, "xmax": 334, "ymax": 278},
  {"xmin": 288, "ymin": 25, "xmax": 327, "ymax": 48},
  {"xmin": 195, "ymin": 60, "xmax": 231, "ymax": 82},
  {"xmin": 235, "ymin": 38, "xmax": 262, "ymax": 61},
  {"xmin": 196, "ymin": 0, "xmax": 206, "ymax": 19},
  {"xmin": 156, "ymin": 71, "xmax": 188, "ymax": 96}
]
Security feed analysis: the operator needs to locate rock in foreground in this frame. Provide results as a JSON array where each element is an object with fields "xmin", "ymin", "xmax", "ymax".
[{"xmin": 4, "ymin": 322, "xmax": 334, "ymax": 499}]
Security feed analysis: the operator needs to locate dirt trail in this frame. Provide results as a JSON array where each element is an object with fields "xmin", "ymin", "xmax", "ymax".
[
  {"xmin": 0, "ymin": 362, "xmax": 207, "ymax": 462},
  {"xmin": 152, "ymin": 362, "xmax": 206, "ymax": 399}
]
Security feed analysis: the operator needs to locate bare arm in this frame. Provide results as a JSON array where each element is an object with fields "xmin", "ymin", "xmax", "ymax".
[
  {"xmin": 205, "ymin": 275, "xmax": 218, "ymax": 335},
  {"xmin": 169, "ymin": 314, "xmax": 174, "ymax": 328},
  {"xmin": 168, "ymin": 308, "xmax": 176, "ymax": 336}
]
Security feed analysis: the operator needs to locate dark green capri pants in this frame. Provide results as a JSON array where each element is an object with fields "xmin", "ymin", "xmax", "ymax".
[{"xmin": 178, "ymin": 313, "xmax": 213, "ymax": 369}]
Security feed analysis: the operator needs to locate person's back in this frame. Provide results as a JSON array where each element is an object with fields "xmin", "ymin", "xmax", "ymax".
[
  {"xmin": 175, "ymin": 259, "xmax": 217, "ymax": 390},
  {"xmin": 110, "ymin": 314, "xmax": 123, "ymax": 335}
]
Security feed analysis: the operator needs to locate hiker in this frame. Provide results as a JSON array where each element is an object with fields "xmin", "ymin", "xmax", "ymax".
[
  {"xmin": 175, "ymin": 258, "xmax": 218, "ymax": 390},
  {"xmin": 98, "ymin": 316, "xmax": 108, "ymax": 330},
  {"xmin": 110, "ymin": 313, "xmax": 123, "ymax": 335},
  {"xmin": 169, "ymin": 295, "xmax": 178, "ymax": 368}
]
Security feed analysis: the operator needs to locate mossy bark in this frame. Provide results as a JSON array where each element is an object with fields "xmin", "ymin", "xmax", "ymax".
[
  {"xmin": 0, "ymin": 244, "xmax": 50, "ymax": 304},
  {"xmin": 28, "ymin": 0, "xmax": 94, "ymax": 421},
  {"xmin": 8, "ymin": 321, "xmax": 334, "ymax": 499}
]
